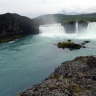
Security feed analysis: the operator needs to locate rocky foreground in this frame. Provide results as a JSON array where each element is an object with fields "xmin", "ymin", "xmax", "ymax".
[{"xmin": 20, "ymin": 56, "xmax": 96, "ymax": 96}]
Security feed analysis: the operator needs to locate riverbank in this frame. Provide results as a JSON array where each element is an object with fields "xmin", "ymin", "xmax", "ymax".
[{"xmin": 20, "ymin": 56, "xmax": 96, "ymax": 96}]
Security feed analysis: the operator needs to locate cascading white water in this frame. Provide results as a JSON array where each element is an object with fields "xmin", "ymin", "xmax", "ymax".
[
  {"xmin": 39, "ymin": 23, "xmax": 65, "ymax": 37},
  {"xmin": 78, "ymin": 22, "xmax": 96, "ymax": 39},
  {"xmin": 39, "ymin": 22, "xmax": 96, "ymax": 39},
  {"xmin": 87, "ymin": 22, "xmax": 96, "ymax": 34},
  {"xmin": 76, "ymin": 22, "xmax": 78, "ymax": 34}
]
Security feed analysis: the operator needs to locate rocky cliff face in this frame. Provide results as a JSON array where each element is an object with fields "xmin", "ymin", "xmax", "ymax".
[
  {"xmin": 78, "ymin": 21, "xmax": 88, "ymax": 32},
  {"xmin": 63, "ymin": 21, "xmax": 76, "ymax": 33},
  {"xmin": 61, "ymin": 21, "xmax": 88, "ymax": 34},
  {"xmin": 0, "ymin": 13, "xmax": 39, "ymax": 42},
  {"xmin": 20, "ymin": 56, "xmax": 96, "ymax": 96}
]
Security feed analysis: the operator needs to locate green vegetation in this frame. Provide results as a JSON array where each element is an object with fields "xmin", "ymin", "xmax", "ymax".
[{"xmin": 34, "ymin": 13, "xmax": 96, "ymax": 25}]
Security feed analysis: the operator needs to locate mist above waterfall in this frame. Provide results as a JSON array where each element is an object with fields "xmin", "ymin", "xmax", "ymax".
[{"xmin": 39, "ymin": 22, "xmax": 96, "ymax": 39}]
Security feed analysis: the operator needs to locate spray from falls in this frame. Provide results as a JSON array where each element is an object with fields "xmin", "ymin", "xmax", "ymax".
[{"xmin": 39, "ymin": 22, "xmax": 96, "ymax": 39}]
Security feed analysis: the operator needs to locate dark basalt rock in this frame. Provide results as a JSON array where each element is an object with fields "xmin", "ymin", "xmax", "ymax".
[
  {"xmin": 62, "ymin": 20, "xmax": 88, "ymax": 34},
  {"xmin": 19, "ymin": 56, "xmax": 96, "ymax": 96},
  {"xmin": 57, "ymin": 40, "xmax": 83, "ymax": 50},
  {"xmin": 78, "ymin": 21, "xmax": 88, "ymax": 32},
  {"xmin": 80, "ymin": 41, "xmax": 90, "ymax": 47},
  {"xmin": 84, "ymin": 41, "xmax": 90, "ymax": 44},
  {"xmin": 92, "ymin": 76, "xmax": 96, "ymax": 81},
  {"xmin": 63, "ymin": 21, "xmax": 76, "ymax": 33},
  {"xmin": 81, "ymin": 42, "xmax": 85, "ymax": 45},
  {"xmin": 0, "ymin": 13, "xmax": 39, "ymax": 43}
]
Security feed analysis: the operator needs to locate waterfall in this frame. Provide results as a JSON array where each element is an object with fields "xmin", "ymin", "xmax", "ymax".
[
  {"xmin": 39, "ymin": 23, "xmax": 65, "ymax": 37},
  {"xmin": 39, "ymin": 22, "xmax": 96, "ymax": 39},
  {"xmin": 87, "ymin": 22, "xmax": 96, "ymax": 33},
  {"xmin": 76, "ymin": 22, "xmax": 78, "ymax": 34},
  {"xmin": 82, "ymin": 22, "xmax": 96, "ymax": 39}
]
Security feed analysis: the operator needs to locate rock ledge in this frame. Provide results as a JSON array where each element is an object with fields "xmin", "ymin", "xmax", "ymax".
[{"xmin": 20, "ymin": 56, "xmax": 96, "ymax": 96}]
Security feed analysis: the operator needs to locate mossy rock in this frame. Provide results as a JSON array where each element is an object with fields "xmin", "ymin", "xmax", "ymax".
[{"xmin": 57, "ymin": 41, "xmax": 82, "ymax": 50}]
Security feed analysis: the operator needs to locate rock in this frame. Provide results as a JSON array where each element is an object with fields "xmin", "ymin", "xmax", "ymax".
[
  {"xmin": 84, "ymin": 41, "xmax": 90, "ymax": 44},
  {"xmin": 92, "ymin": 76, "xmax": 96, "ymax": 81},
  {"xmin": 81, "ymin": 43, "xmax": 85, "ymax": 45},
  {"xmin": 57, "ymin": 41, "xmax": 83, "ymax": 50},
  {"xmin": 62, "ymin": 21, "xmax": 88, "ymax": 34},
  {"xmin": 82, "ymin": 46, "xmax": 86, "ymax": 48},
  {"xmin": 63, "ymin": 21, "xmax": 76, "ymax": 34},
  {"xmin": 78, "ymin": 21, "xmax": 88, "ymax": 32},
  {"xmin": 67, "ymin": 39, "xmax": 72, "ymax": 43},
  {"xmin": 19, "ymin": 56, "xmax": 96, "ymax": 96},
  {"xmin": 0, "ymin": 13, "xmax": 39, "ymax": 43}
]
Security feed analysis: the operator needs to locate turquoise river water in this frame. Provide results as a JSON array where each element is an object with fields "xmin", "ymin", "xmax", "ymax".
[{"xmin": 0, "ymin": 34, "xmax": 96, "ymax": 96}]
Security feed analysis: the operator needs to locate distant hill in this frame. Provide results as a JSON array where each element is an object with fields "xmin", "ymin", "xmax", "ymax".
[{"xmin": 33, "ymin": 13, "xmax": 96, "ymax": 25}]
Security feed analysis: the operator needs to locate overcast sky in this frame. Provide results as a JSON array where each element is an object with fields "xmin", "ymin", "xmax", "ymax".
[{"xmin": 0, "ymin": 0, "xmax": 96, "ymax": 18}]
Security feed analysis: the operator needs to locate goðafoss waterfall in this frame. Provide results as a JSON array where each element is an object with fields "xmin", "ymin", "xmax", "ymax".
[{"xmin": 39, "ymin": 22, "xmax": 96, "ymax": 39}]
